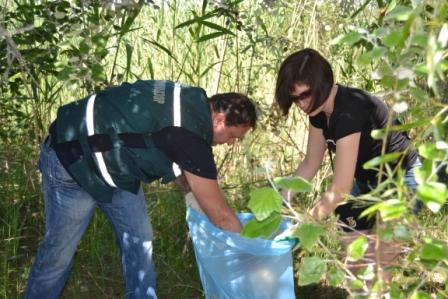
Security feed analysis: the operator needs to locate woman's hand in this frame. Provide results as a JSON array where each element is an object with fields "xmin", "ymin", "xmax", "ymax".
[
  {"xmin": 309, "ymin": 190, "xmax": 342, "ymax": 220},
  {"xmin": 309, "ymin": 198, "xmax": 337, "ymax": 220},
  {"xmin": 309, "ymin": 133, "xmax": 360, "ymax": 220}
]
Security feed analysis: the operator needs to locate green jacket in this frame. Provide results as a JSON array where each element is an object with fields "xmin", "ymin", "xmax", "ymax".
[{"xmin": 54, "ymin": 80, "xmax": 213, "ymax": 202}]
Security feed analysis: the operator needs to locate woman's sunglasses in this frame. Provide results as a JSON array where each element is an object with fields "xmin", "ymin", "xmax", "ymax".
[{"xmin": 290, "ymin": 89, "xmax": 311, "ymax": 102}]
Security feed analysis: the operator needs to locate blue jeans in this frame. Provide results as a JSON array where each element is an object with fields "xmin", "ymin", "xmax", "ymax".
[
  {"xmin": 335, "ymin": 158, "xmax": 422, "ymax": 231},
  {"xmin": 24, "ymin": 138, "xmax": 158, "ymax": 299},
  {"xmin": 355, "ymin": 159, "xmax": 422, "ymax": 210}
]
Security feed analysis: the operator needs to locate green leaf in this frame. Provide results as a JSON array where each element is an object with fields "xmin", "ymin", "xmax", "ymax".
[
  {"xmin": 370, "ymin": 46, "xmax": 388, "ymax": 59},
  {"xmin": 356, "ymin": 51, "xmax": 371, "ymax": 66},
  {"xmin": 91, "ymin": 34, "xmax": 108, "ymax": 48},
  {"xmin": 363, "ymin": 152, "xmax": 402, "ymax": 169},
  {"xmin": 390, "ymin": 282, "xmax": 404, "ymax": 299},
  {"xmin": 176, "ymin": 18, "xmax": 198, "ymax": 29},
  {"xmin": 378, "ymin": 199, "xmax": 407, "ymax": 221},
  {"xmin": 439, "ymin": 59, "xmax": 448, "ymax": 72},
  {"xmin": 410, "ymin": 87, "xmax": 428, "ymax": 102},
  {"xmin": 380, "ymin": 75, "xmax": 396, "ymax": 89},
  {"xmin": 357, "ymin": 264, "xmax": 375, "ymax": 280},
  {"xmin": 247, "ymin": 187, "xmax": 283, "ymax": 221},
  {"xmin": 348, "ymin": 278, "xmax": 364, "ymax": 289},
  {"xmin": 79, "ymin": 40, "xmax": 90, "ymax": 54},
  {"xmin": 379, "ymin": 225, "xmax": 394, "ymax": 242},
  {"xmin": 420, "ymin": 239, "xmax": 448, "ymax": 261},
  {"xmin": 142, "ymin": 38, "xmax": 178, "ymax": 63},
  {"xmin": 327, "ymin": 267, "xmax": 344, "ymax": 286},
  {"xmin": 120, "ymin": 13, "xmax": 139, "ymax": 37},
  {"xmin": 419, "ymin": 143, "xmax": 446, "ymax": 161},
  {"xmin": 383, "ymin": 30, "xmax": 403, "ymax": 47},
  {"xmin": 57, "ymin": 1, "xmax": 70, "ymax": 10},
  {"xmin": 56, "ymin": 66, "xmax": 72, "ymax": 81},
  {"xmin": 358, "ymin": 47, "xmax": 388, "ymax": 65},
  {"xmin": 370, "ymin": 125, "xmax": 392, "ymax": 140},
  {"xmin": 274, "ymin": 176, "xmax": 313, "ymax": 192},
  {"xmin": 414, "ymin": 63, "xmax": 428, "ymax": 75},
  {"xmin": 385, "ymin": 5, "xmax": 413, "ymax": 21},
  {"xmin": 175, "ymin": 11, "xmax": 217, "ymax": 29},
  {"xmin": 394, "ymin": 224, "xmax": 412, "ymax": 241},
  {"xmin": 294, "ymin": 223, "xmax": 324, "ymax": 250},
  {"xmin": 200, "ymin": 20, "xmax": 235, "ymax": 36},
  {"xmin": 410, "ymin": 291, "xmax": 431, "ymax": 299},
  {"xmin": 199, "ymin": 60, "xmax": 222, "ymax": 78},
  {"xmin": 417, "ymin": 182, "xmax": 448, "ymax": 213},
  {"xmin": 124, "ymin": 42, "xmax": 133, "ymax": 78},
  {"xmin": 147, "ymin": 58, "xmax": 154, "ymax": 79},
  {"xmin": 331, "ymin": 32, "xmax": 362, "ymax": 45},
  {"xmin": 347, "ymin": 236, "xmax": 368, "ymax": 261},
  {"xmin": 371, "ymin": 129, "xmax": 385, "ymax": 139},
  {"xmin": 411, "ymin": 33, "xmax": 428, "ymax": 47},
  {"xmin": 438, "ymin": 293, "xmax": 448, "ymax": 299},
  {"xmin": 298, "ymin": 257, "xmax": 327, "ymax": 286},
  {"xmin": 256, "ymin": 15, "xmax": 268, "ymax": 34},
  {"xmin": 371, "ymin": 118, "xmax": 431, "ymax": 139},
  {"xmin": 91, "ymin": 63, "xmax": 105, "ymax": 81},
  {"xmin": 414, "ymin": 159, "xmax": 432, "ymax": 185},
  {"xmin": 385, "ymin": 0, "xmax": 397, "ymax": 14},
  {"xmin": 201, "ymin": 0, "xmax": 207, "ymax": 14},
  {"xmin": 241, "ymin": 213, "xmax": 282, "ymax": 239},
  {"xmin": 197, "ymin": 31, "xmax": 228, "ymax": 43},
  {"xmin": 360, "ymin": 202, "xmax": 381, "ymax": 218}
]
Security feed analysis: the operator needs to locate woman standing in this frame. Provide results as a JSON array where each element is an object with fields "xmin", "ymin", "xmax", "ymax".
[{"xmin": 275, "ymin": 48, "xmax": 421, "ymax": 281}]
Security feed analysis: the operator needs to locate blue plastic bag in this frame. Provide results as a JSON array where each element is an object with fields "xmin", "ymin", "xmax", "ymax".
[{"xmin": 186, "ymin": 208, "xmax": 296, "ymax": 299}]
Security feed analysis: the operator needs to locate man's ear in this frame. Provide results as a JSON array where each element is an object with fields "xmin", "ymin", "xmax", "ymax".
[{"xmin": 212, "ymin": 112, "xmax": 226, "ymax": 127}]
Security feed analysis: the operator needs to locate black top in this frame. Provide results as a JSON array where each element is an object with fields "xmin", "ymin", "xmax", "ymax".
[
  {"xmin": 309, "ymin": 85, "xmax": 417, "ymax": 184},
  {"xmin": 152, "ymin": 126, "xmax": 217, "ymax": 179}
]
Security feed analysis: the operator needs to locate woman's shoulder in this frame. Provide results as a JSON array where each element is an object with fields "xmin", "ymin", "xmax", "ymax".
[
  {"xmin": 335, "ymin": 85, "xmax": 380, "ymax": 111},
  {"xmin": 337, "ymin": 85, "xmax": 373, "ymax": 101}
]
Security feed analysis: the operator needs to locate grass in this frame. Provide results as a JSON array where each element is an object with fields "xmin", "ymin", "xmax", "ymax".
[
  {"xmin": 0, "ymin": 136, "xmax": 205, "ymax": 298},
  {"xmin": 8, "ymin": 185, "xmax": 205, "ymax": 298}
]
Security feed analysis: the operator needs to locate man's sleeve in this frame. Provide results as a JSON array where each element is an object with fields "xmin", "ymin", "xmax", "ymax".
[{"xmin": 152, "ymin": 126, "xmax": 218, "ymax": 179}]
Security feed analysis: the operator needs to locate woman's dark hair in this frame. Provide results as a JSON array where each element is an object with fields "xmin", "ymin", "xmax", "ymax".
[
  {"xmin": 275, "ymin": 48, "xmax": 334, "ymax": 115},
  {"xmin": 209, "ymin": 93, "xmax": 258, "ymax": 128}
]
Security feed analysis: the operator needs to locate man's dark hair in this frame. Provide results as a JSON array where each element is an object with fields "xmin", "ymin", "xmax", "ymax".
[
  {"xmin": 275, "ymin": 48, "xmax": 334, "ymax": 115},
  {"xmin": 209, "ymin": 93, "xmax": 257, "ymax": 128}
]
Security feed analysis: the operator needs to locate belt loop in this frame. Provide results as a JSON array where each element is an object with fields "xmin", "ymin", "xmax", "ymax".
[
  {"xmin": 107, "ymin": 128, "xmax": 122, "ymax": 148},
  {"xmin": 143, "ymin": 133, "xmax": 154, "ymax": 148},
  {"xmin": 78, "ymin": 134, "xmax": 92, "ymax": 158}
]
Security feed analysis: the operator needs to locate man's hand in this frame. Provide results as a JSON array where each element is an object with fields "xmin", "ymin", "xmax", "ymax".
[
  {"xmin": 174, "ymin": 174, "xmax": 190, "ymax": 192},
  {"xmin": 184, "ymin": 171, "xmax": 242, "ymax": 233}
]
